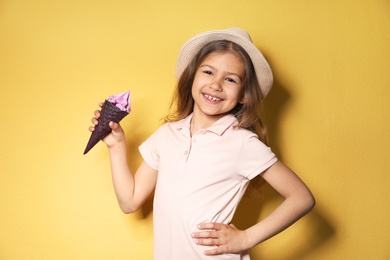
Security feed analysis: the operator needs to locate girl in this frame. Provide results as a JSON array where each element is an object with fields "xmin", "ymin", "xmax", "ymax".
[{"xmin": 89, "ymin": 27, "xmax": 315, "ymax": 259}]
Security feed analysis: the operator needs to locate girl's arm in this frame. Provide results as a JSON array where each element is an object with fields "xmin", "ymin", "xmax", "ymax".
[
  {"xmin": 106, "ymin": 131, "xmax": 157, "ymax": 214},
  {"xmin": 243, "ymin": 161, "xmax": 315, "ymax": 247},
  {"xmin": 91, "ymin": 105, "xmax": 158, "ymax": 214},
  {"xmin": 193, "ymin": 161, "xmax": 315, "ymax": 255}
]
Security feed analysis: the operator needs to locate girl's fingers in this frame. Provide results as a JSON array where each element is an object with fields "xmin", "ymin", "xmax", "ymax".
[
  {"xmin": 91, "ymin": 117, "xmax": 99, "ymax": 125},
  {"xmin": 91, "ymin": 109, "xmax": 101, "ymax": 126},
  {"xmin": 94, "ymin": 110, "xmax": 101, "ymax": 118},
  {"xmin": 109, "ymin": 121, "xmax": 118, "ymax": 130},
  {"xmin": 87, "ymin": 102, "xmax": 104, "ymax": 132}
]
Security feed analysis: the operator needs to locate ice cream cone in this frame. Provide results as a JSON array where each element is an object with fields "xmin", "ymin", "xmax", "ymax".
[{"xmin": 83, "ymin": 100, "xmax": 129, "ymax": 154}]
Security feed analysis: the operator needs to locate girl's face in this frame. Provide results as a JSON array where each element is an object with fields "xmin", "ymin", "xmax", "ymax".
[{"xmin": 191, "ymin": 51, "xmax": 245, "ymax": 123}]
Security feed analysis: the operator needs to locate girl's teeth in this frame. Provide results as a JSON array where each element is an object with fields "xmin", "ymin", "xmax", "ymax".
[{"xmin": 205, "ymin": 94, "xmax": 221, "ymax": 101}]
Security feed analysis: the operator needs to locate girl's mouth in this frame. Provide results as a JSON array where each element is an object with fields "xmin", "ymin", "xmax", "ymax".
[{"xmin": 204, "ymin": 94, "xmax": 222, "ymax": 102}]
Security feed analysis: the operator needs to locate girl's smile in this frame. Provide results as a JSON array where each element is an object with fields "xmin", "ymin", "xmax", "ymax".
[
  {"xmin": 191, "ymin": 51, "xmax": 245, "ymax": 129},
  {"xmin": 203, "ymin": 93, "xmax": 222, "ymax": 102}
]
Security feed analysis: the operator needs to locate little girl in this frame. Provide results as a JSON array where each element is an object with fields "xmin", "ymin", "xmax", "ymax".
[{"xmin": 89, "ymin": 27, "xmax": 315, "ymax": 259}]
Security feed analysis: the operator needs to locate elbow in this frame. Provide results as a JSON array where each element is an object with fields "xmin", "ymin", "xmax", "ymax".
[
  {"xmin": 289, "ymin": 189, "xmax": 315, "ymax": 216},
  {"xmin": 121, "ymin": 207, "xmax": 135, "ymax": 214},
  {"xmin": 118, "ymin": 202, "xmax": 139, "ymax": 214},
  {"xmin": 120, "ymin": 206, "xmax": 137, "ymax": 214},
  {"xmin": 302, "ymin": 191, "xmax": 316, "ymax": 214}
]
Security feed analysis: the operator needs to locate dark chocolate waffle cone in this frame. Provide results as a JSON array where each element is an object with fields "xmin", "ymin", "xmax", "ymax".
[{"xmin": 84, "ymin": 100, "xmax": 129, "ymax": 154}]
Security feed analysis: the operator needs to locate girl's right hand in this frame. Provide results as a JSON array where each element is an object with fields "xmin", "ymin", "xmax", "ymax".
[{"xmin": 89, "ymin": 102, "xmax": 126, "ymax": 148}]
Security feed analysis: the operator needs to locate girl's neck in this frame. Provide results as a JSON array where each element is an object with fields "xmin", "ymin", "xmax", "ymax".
[{"xmin": 190, "ymin": 111, "xmax": 226, "ymax": 135}]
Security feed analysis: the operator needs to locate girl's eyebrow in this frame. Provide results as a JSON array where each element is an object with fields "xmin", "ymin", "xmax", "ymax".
[{"xmin": 199, "ymin": 64, "xmax": 243, "ymax": 80}]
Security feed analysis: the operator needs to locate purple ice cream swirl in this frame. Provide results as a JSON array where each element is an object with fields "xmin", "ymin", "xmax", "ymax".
[{"xmin": 107, "ymin": 90, "xmax": 131, "ymax": 113}]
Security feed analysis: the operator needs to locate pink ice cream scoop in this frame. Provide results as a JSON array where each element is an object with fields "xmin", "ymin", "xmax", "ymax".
[
  {"xmin": 108, "ymin": 90, "xmax": 131, "ymax": 113},
  {"xmin": 84, "ymin": 90, "xmax": 131, "ymax": 155}
]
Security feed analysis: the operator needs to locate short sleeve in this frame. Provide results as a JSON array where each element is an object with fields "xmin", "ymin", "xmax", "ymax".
[
  {"xmin": 139, "ymin": 129, "xmax": 160, "ymax": 170},
  {"xmin": 237, "ymin": 134, "xmax": 278, "ymax": 180}
]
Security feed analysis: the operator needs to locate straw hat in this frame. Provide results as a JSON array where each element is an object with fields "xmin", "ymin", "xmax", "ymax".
[{"xmin": 176, "ymin": 27, "xmax": 273, "ymax": 97}]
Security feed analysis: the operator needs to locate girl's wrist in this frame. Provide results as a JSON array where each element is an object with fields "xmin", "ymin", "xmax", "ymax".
[
  {"xmin": 243, "ymin": 226, "xmax": 265, "ymax": 250},
  {"xmin": 242, "ymin": 229, "xmax": 256, "ymax": 250},
  {"xmin": 107, "ymin": 139, "xmax": 127, "ymax": 152}
]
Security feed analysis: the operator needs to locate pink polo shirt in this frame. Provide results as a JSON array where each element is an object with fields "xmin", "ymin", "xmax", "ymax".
[{"xmin": 139, "ymin": 113, "xmax": 277, "ymax": 260}]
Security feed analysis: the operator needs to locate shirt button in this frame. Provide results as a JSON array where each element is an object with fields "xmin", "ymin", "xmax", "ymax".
[
  {"xmin": 192, "ymin": 139, "xmax": 196, "ymax": 143},
  {"xmin": 184, "ymin": 151, "xmax": 188, "ymax": 155}
]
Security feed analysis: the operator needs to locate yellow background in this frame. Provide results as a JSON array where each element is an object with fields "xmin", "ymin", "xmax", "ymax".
[{"xmin": 1, "ymin": 0, "xmax": 389, "ymax": 259}]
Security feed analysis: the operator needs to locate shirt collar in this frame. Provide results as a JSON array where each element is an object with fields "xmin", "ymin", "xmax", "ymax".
[{"xmin": 174, "ymin": 113, "xmax": 238, "ymax": 136}]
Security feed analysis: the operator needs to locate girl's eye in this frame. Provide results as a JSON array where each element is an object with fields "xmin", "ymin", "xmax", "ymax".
[
  {"xmin": 203, "ymin": 70, "xmax": 212, "ymax": 75},
  {"xmin": 226, "ymin": 77, "xmax": 237, "ymax": 83}
]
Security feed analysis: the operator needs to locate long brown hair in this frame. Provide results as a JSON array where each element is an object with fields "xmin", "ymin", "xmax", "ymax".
[{"xmin": 165, "ymin": 40, "xmax": 268, "ymax": 144}]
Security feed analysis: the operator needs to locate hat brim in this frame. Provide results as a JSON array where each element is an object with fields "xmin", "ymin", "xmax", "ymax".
[{"xmin": 176, "ymin": 29, "xmax": 273, "ymax": 97}]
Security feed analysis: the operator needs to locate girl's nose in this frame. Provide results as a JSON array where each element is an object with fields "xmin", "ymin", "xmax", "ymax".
[{"xmin": 209, "ymin": 79, "xmax": 223, "ymax": 92}]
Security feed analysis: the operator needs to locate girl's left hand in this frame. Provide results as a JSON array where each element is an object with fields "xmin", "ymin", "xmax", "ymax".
[{"xmin": 192, "ymin": 222, "xmax": 249, "ymax": 255}]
